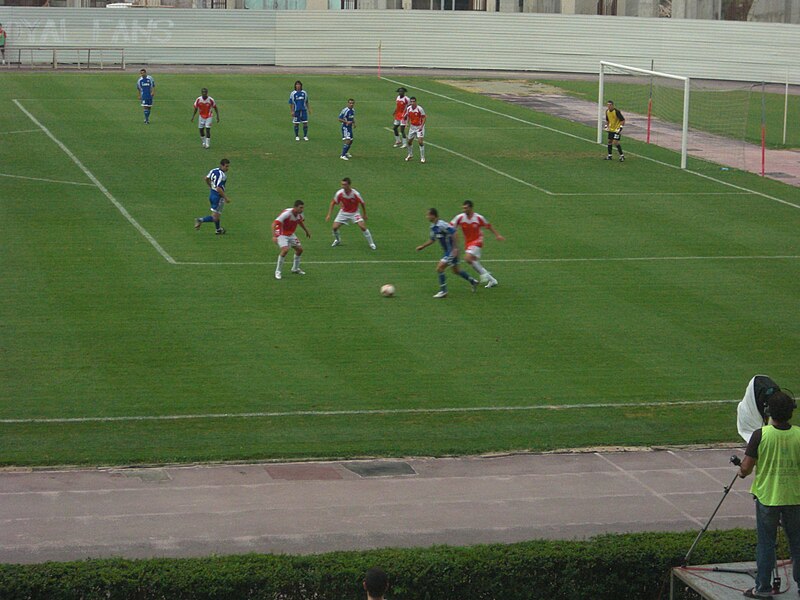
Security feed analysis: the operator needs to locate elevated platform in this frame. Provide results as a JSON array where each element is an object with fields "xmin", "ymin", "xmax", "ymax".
[{"xmin": 672, "ymin": 561, "xmax": 796, "ymax": 599}]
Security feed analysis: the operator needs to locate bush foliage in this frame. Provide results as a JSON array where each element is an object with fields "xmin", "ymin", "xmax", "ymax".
[{"xmin": 0, "ymin": 530, "xmax": 761, "ymax": 600}]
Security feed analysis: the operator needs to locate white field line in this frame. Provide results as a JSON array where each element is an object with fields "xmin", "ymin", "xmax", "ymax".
[
  {"xmin": 552, "ymin": 191, "xmax": 751, "ymax": 197},
  {"xmin": 384, "ymin": 126, "xmax": 554, "ymax": 195},
  {"xmin": 12, "ymin": 99, "xmax": 176, "ymax": 265},
  {"xmin": 0, "ymin": 172, "xmax": 95, "ymax": 187},
  {"xmin": 382, "ymin": 76, "xmax": 800, "ymax": 211},
  {"xmin": 0, "ymin": 128, "xmax": 43, "ymax": 135},
  {"xmin": 176, "ymin": 255, "xmax": 800, "ymax": 267},
  {"xmin": 0, "ymin": 398, "xmax": 738, "ymax": 424},
  {"xmin": 386, "ymin": 128, "xmax": 752, "ymax": 198},
  {"xmin": 427, "ymin": 140, "xmax": 555, "ymax": 195}
]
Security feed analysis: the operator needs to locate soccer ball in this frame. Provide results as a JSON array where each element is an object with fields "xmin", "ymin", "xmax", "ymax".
[{"xmin": 380, "ymin": 284, "xmax": 396, "ymax": 297}]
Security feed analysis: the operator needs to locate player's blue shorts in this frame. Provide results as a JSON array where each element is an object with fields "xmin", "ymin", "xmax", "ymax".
[
  {"xmin": 293, "ymin": 109, "xmax": 308, "ymax": 123},
  {"xmin": 341, "ymin": 124, "xmax": 353, "ymax": 140},
  {"xmin": 141, "ymin": 96, "xmax": 153, "ymax": 107},
  {"xmin": 209, "ymin": 193, "xmax": 225, "ymax": 214}
]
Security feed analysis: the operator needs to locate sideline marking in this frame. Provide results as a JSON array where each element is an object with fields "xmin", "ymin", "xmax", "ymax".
[
  {"xmin": 0, "ymin": 172, "xmax": 95, "ymax": 187},
  {"xmin": 382, "ymin": 77, "xmax": 800, "ymax": 210},
  {"xmin": 175, "ymin": 255, "xmax": 800, "ymax": 267},
  {"xmin": 0, "ymin": 398, "xmax": 738, "ymax": 424},
  {"xmin": 12, "ymin": 99, "xmax": 176, "ymax": 264}
]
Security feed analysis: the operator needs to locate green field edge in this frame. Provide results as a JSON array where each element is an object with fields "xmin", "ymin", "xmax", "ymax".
[{"xmin": 0, "ymin": 403, "xmax": 745, "ymax": 468}]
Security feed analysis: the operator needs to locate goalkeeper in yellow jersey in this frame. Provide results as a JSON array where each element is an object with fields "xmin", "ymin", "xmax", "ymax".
[{"xmin": 604, "ymin": 100, "xmax": 625, "ymax": 162}]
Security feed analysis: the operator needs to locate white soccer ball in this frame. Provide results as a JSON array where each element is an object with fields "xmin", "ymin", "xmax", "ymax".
[{"xmin": 380, "ymin": 284, "xmax": 396, "ymax": 297}]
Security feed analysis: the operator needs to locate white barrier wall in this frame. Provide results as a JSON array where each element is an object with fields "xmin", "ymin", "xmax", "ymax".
[{"xmin": 0, "ymin": 8, "xmax": 798, "ymax": 84}]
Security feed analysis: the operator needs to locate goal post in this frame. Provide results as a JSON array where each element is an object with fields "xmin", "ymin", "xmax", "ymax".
[{"xmin": 599, "ymin": 61, "xmax": 691, "ymax": 169}]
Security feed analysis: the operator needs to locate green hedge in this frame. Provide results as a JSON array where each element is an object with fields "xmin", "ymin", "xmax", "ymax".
[{"xmin": 0, "ymin": 530, "xmax": 763, "ymax": 600}]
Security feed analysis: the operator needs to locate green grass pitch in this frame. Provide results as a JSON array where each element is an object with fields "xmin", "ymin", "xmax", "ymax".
[{"xmin": 1, "ymin": 72, "xmax": 799, "ymax": 466}]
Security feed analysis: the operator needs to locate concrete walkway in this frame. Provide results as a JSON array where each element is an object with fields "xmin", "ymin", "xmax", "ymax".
[{"xmin": 0, "ymin": 448, "xmax": 756, "ymax": 564}]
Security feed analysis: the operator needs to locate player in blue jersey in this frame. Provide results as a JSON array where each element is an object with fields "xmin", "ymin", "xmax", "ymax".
[
  {"xmin": 289, "ymin": 80, "xmax": 310, "ymax": 141},
  {"xmin": 338, "ymin": 98, "xmax": 355, "ymax": 161},
  {"xmin": 416, "ymin": 208, "xmax": 479, "ymax": 299},
  {"xmin": 194, "ymin": 158, "xmax": 231, "ymax": 235},
  {"xmin": 136, "ymin": 68, "xmax": 155, "ymax": 124}
]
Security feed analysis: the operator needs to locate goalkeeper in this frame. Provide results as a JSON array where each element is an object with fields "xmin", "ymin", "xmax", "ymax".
[{"xmin": 604, "ymin": 100, "xmax": 625, "ymax": 162}]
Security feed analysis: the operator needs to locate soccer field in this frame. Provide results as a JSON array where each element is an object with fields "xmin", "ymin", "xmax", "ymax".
[{"xmin": 2, "ymin": 72, "xmax": 799, "ymax": 467}]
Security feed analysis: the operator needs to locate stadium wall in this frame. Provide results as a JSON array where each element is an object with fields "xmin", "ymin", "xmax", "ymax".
[{"xmin": 0, "ymin": 8, "xmax": 797, "ymax": 84}]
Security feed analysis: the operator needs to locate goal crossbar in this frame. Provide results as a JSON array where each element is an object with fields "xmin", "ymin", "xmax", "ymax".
[{"xmin": 598, "ymin": 61, "xmax": 691, "ymax": 169}]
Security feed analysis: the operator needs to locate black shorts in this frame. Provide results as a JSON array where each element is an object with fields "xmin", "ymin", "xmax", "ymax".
[{"xmin": 607, "ymin": 131, "xmax": 622, "ymax": 142}]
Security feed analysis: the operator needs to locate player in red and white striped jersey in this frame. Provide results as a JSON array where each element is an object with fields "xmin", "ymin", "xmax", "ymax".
[
  {"xmin": 450, "ymin": 200, "xmax": 505, "ymax": 288},
  {"xmin": 191, "ymin": 88, "xmax": 220, "ymax": 149},
  {"xmin": 272, "ymin": 200, "xmax": 311, "ymax": 280},
  {"xmin": 325, "ymin": 177, "xmax": 376, "ymax": 250}
]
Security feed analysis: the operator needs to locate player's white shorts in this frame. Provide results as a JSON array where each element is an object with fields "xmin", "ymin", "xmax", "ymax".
[
  {"xmin": 198, "ymin": 116, "xmax": 213, "ymax": 128},
  {"xmin": 276, "ymin": 234, "xmax": 301, "ymax": 249},
  {"xmin": 392, "ymin": 118, "xmax": 408, "ymax": 127},
  {"xmin": 408, "ymin": 125, "xmax": 425, "ymax": 140},
  {"xmin": 465, "ymin": 244, "xmax": 482, "ymax": 259},
  {"xmin": 334, "ymin": 210, "xmax": 364, "ymax": 225}
]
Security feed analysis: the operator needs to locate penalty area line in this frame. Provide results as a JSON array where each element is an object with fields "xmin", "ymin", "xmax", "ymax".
[
  {"xmin": 382, "ymin": 126, "xmax": 554, "ymax": 195},
  {"xmin": 12, "ymin": 99, "xmax": 176, "ymax": 265},
  {"xmin": 0, "ymin": 399, "xmax": 739, "ymax": 424}
]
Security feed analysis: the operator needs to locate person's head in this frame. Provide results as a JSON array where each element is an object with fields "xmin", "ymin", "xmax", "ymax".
[
  {"xmin": 462, "ymin": 200, "xmax": 474, "ymax": 215},
  {"xmin": 341, "ymin": 177, "xmax": 351, "ymax": 191},
  {"xmin": 396, "ymin": 87, "xmax": 407, "ymax": 97},
  {"xmin": 767, "ymin": 391, "xmax": 795, "ymax": 423},
  {"xmin": 294, "ymin": 80, "xmax": 303, "ymax": 91},
  {"xmin": 140, "ymin": 69, "xmax": 147, "ymax": 77},
  {"xmin": 347, "ymin": 98, "xmax": 355, "ymax": 108},
  {"xmin": 292, "ymin": 199, "xmax": 305, "ymax": 214},
  {"xmin": 363, "ymin": 567, "xmax": 388, "ymax": 599},
  {"xmin": 606, "ymin": 100, "xmax": 614, "ymax": 109},
  {"xmin": 427, "ymin": 208, "xmax": 439, "ymax": 223},
  {"xmin": 201, "ymin": 87, "xmax": 209, "ymax": 98},
  {"xmin": 410, "ymin": 96, "xmax": 418, "ymax": 107},
  {"xmin": 219, "ymin": 158, "xmax": 230, "ymax": 172}
]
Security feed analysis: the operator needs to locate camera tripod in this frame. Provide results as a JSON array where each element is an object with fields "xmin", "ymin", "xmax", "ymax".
[{"xmin": 682, "ymin": 455, "xmax": 786, "ymax": 595}]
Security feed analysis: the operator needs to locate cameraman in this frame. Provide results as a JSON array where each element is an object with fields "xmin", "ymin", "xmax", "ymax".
[{"xmin": 738, "ymin": 391, "xmax": 800, "ymax": 598}]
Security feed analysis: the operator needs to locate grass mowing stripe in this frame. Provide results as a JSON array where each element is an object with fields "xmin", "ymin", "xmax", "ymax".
[
  {"xmin": 0, "ymin": 399, "xmax": 739, "ymax": 424},
  {"xmin": 383, "ymin": 77, "xmax": 800, "ymax": 210},
  {"xmin": 12, "ymin": 99, "xmax": 177, "ymax": 265},
  {"xmin": 174, "ymin": 255, "xmax": 800, "ymax": 266},
  {"xmin": 0, "ymin": 172, "xmax": 96, "ymax": 187}
]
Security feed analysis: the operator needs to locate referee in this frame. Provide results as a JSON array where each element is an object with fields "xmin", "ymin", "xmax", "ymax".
[{"xmin": 604, "ymin": 100, "xmax": 625, "ymax": 162}]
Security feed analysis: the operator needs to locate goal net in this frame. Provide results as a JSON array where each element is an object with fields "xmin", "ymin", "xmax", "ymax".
[{"xmin": 598, "ymin": 61, "xmax": 753, "ymax": 171}]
